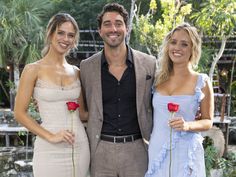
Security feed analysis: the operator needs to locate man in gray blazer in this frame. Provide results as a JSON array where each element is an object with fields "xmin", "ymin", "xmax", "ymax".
[{"xmin": 80, "ymin": 3, "xmax": 156, "ymax": 177}]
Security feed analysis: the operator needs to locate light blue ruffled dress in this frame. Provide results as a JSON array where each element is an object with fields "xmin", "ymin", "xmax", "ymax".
[{"xmin": 145, "ymin": 73, "xmax": 208, "ymax": 177}]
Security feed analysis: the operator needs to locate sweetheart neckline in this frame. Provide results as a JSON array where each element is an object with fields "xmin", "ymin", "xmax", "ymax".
[
  {"xmin": 35, "ymin": 78, "xmax": 80, "ymax": 89},
  {"xmin": 154, "ymin": 91, "xmax": 195, "ymax": 97}
]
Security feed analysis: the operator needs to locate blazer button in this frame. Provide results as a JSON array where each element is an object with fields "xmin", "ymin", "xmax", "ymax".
[
  {"xmin": 96, "ymin": 135, "xmax": 100, "ymax": 139},
  {"xmin": 148, "ymin": 108, "xmax": 151, "ymax": 113}
]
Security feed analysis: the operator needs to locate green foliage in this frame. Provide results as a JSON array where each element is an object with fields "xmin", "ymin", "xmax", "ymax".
[
  {"xmin": 222, "ymin": 152, "xmax": 236, "ymax": 177},
  {"xmin": 0, "ymin": 69, "xmax": 10, "ymax": 106},
  {"xmin": 17, "ymin": 98, "xmax": 40, "ymax": 144},
  {"xmin": 203, "ymin": 136, "xmax": 236, "ymax": 177},
  {"xmin": 5, "ymin": 80, "xmax": 16, "ymax": 90},
  {"xmin": 133, "ymin": 0, "xmax": 192, "ymax": 56},
  {"xmin": 28, "ymin": 98, "xmax": 41, "ymax": 122},
  {"xmin": 204, "ymin": 144, "xmax": 219, "ymax": 176},
  {"xmin": 232, "ymin": 81, "xmax": 236, "ymax": 95},
  {"xmin": 191, "ymin": 0, "xmax": 236, "ymax": 38},
  {"xmin": 231, "ymin": 80, "xmax": 236, "ymax": 116},
  {"xmin": 196, "ymin": 46, "xmax": 213, "ymax": 73},
  {"xmin": 0, "ymin": 0, "xmax": 52, "ymax": 67},
  {"xmin": 48, "ymin": 0, "xmax": 139, "ymax": 29},
  {"xmin": 190, "ymin": 0, "xmax": 236, "ymax": 84}
]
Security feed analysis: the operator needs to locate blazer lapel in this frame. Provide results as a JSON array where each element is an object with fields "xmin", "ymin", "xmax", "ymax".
[{"xmin": 132, "ymin": 50, "xmax": 146, "ymax": 117}]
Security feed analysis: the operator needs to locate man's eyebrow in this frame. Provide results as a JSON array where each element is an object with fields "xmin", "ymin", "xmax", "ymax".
[{"xmin": 103, "ymin": 19, "xmax": 123, "ymax": 23}]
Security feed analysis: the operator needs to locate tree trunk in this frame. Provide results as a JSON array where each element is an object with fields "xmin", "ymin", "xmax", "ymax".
[
  {"xmin": 209, "ymin": 36, "xmax": 227, "ymax": 81},
  {"xmin": 0, "ymin": 80, "xmax": 10, "ymax": 101},
  {"xmin": 10, "ymin": 65, "xmax": 19, "ymax": 111},
  {"xmin": 6, "ymin": 64, "xmax": 13, "ymax": 110},
  {"xmin": 126, "ymin": 0, "xmax": 137, "ymax": 44},
  {"xmin": 8, "ymin": 64, "xmax": 19, "ymax": 111},
  {"xmin": 14, "ymin": 65, "xmax": 20, "ymax": 88}
]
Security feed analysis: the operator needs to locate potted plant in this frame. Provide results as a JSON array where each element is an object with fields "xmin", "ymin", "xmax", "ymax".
[
  {"xmin": 204, "ymin": 136, "xmax": 223, "ymax": 177},
  {"xmin": 204, "ymin": 136, "xmax": 236, "ymax": 177}
]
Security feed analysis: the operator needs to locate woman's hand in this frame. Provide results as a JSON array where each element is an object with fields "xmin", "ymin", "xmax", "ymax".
[
  {"xmin": 169, "ymin": 117, "xmax": 190, "ymax": 131},
  {"xmin": 48, "ymin": 130, "xmax": 75, "ymax": 145}
]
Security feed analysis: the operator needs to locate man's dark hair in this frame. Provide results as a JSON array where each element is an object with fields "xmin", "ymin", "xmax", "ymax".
[{"xmin": 97, "ymin": 3, "xmax": 129, "ymax": 29}]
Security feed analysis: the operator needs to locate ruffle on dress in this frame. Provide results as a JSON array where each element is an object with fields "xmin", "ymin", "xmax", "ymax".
[
  {"xmin": 183, "ymin": 134, "xmax": 204, "ymax": 177},
  {"xmin": 145, "ymin": 131, "xmax": 181, "ymax": 176},
  {"xmin": 195, "ymin": 74, "xmax": 209, "ymax": 103},
  {"xmin": 146, "ymin": 132, "xmax": 203, "ymax": 177}
]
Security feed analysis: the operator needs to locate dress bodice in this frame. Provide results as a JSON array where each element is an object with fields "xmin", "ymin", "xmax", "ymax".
[
  {"xmin": 33, "ymin": 79, "xmax": 82, "ymax": 132},
  {"xmin": 152, "ymin": 73, "xmax": 208, "ymax": 129},
  {"xmin": 34, "ymin": 78, "xmax": 80, "ymax": 102}
]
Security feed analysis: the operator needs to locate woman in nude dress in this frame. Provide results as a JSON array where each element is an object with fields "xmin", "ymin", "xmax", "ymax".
[{"xmin": 14, "ymin": 13, "xmax": 90, "ymax": 177}]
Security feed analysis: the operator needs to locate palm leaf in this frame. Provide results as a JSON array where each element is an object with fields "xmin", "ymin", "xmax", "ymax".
[{"xmin": 0, "ymin": 0, "xmax": 51, "ymax": 68}]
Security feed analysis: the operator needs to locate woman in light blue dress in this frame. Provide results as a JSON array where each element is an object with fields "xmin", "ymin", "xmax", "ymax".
[{"xmin": 145, "ymin": 23, "xmax": 214, "ymax": 177}]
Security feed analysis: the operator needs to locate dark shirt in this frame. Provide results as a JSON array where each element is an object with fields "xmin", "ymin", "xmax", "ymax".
[{"xmin": 101, "ymin": 47, "xmax": 141, "ymax": 136}]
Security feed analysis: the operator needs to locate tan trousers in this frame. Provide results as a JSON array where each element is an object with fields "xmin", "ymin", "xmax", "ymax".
[{"xmin": 91, "ymin": 139, "xmax": 148, "ymax": 177}]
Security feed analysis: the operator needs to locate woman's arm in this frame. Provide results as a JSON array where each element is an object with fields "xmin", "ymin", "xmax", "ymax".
[
  {"xmin": 192, "ymin": 78, "xmax": 214, "ymax": 130},
  {"xmin": 14, "ymin": 64, "xmax": 74, "ymax": 144},
  {"xmin": 76, "ymin": 67, "xmax": 89, "ymax": 121},
  {"xmin": 78, "ymin": 90, "xmax": 89, "ymax": 122}
]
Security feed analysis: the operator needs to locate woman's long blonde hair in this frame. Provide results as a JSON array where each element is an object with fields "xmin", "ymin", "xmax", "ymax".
[
  {"xmin": 41, "ymin": 13, "xmax": 79, "ymax": 57},
  {"xmin": 154, "ymin": 23, "xmax": 202, "ymax": 86}
]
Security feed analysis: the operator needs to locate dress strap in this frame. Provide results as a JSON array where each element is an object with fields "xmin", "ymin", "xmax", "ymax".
[
  {"xmin": 196, "ymin": 73, "xmax": 209, "ymax": 89},
  {"xmin": 72, "ymin": 65, "xmax": 79, "ymax": 80}
]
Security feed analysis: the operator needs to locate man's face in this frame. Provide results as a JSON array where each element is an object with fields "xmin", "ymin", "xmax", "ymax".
[{"xmin": 99, "ymin": 12, "xmax": 128, "ymax": 48}]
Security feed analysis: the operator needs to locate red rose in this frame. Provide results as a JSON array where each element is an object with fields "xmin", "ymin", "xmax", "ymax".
[
  {"xmin": 167, "ymin": 102, "xmax": 179, "ymax": 177},
  {"xmin": 167, "ymin": 102, "xmax": 179, "ymax": 113},
  {"xmin": 66, "ymin": 101, "xmax": 79, "ymax": 177},
  {"xmin": 66, "ymin": 102, "xmax": 80, "ymax": 112}
]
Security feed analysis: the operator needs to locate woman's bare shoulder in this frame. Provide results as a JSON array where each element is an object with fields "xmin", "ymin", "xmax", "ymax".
[
  {"xmin": 21, "ymin": 60, "xmax": 44, "ymax": 78},
  {"xmin": 71, "ymin": 64, "xmax": 80, "ymax": 78},
  {"xmin": 71, "ymin": 64, "xmax": 79, "ymax": 71}
]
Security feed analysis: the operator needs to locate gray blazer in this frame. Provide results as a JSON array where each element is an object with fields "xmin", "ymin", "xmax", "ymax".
[{"xmin": 80, "ymin": 48, "xmax": 156, "ymax": 160}]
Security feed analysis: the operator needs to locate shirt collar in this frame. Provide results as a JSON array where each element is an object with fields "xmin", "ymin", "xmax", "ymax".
[{"xmin": 101, "ymin": 45, "xmax": 133, "ymax": 67}]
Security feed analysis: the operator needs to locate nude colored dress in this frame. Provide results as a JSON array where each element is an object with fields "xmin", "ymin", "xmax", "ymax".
[
  {"xmin": 145, "ymin": 74, "xmax": 208, "ymax": 177},
  {"xmin": 33, "ymin": 79, "xmax": 90, "ymax": 177}
]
